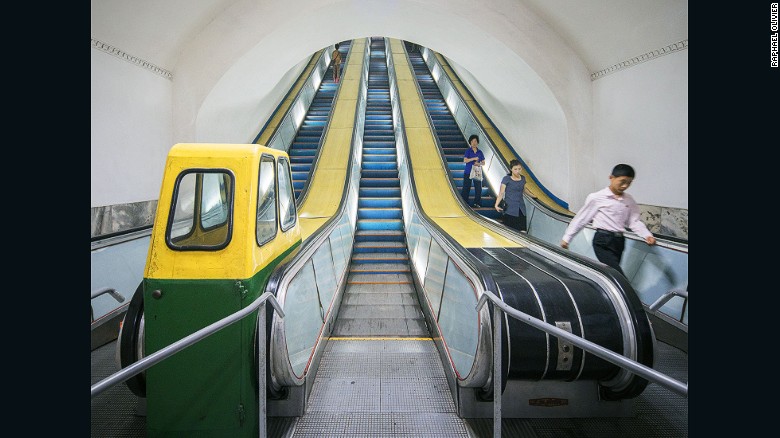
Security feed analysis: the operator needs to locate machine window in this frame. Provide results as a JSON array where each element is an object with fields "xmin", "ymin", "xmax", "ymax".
[
  {"xmin": 278, "ymin": 157, "xmax": 297, "ymax": 231},
  {"xmin": 256, "ymin": 156, "xmax": 278, "ymax": 246},
  {"xmin": 168, "ymin": 170, "xmax": 233, "ymax": 250}
]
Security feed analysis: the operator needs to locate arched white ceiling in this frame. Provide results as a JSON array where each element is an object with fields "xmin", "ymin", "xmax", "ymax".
[
  {"xmin": 167, "ymin": 0, "xmax": 595, "ymax": 201},
  {"xmin": 91, "ymin": 0, "xmax": 688, "ymax": 206},
  {"xmin": 90, "ymin": 0, "xmax": 688, "ymax": 75}
]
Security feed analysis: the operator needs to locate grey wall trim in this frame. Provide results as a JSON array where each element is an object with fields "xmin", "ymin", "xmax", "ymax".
[
  {"xmin": 91, "ymin": 38, "xmax": 173, "ymax": 80},
  {"xmin": 591, "ymin": 40, "xmax": 688, "ymax": 81},
  {"xmin": 638, "ymin": 204, "xmax": 687, "ymax": 241},
  {"xmin": 91, "ymin": 200, "xmax": 158, "ymax": 238}
]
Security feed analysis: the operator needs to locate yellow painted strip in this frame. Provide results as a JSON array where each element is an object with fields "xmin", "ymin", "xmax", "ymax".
[
  {"xmin": 389, "ymin": 39, "xmax": 520, "ymax": 249},
  {"xmin": 434, "ymin": 53, "xmax": 573, "ymax": 216},
  {"xmin": 256, "ymin": 51, "xmax": 323, "ymax": 146},
  {"xmin": 348, "ymin": 281, "xmax": 412, "ymax": 284},
  {"xmin": 329, "ymin": 337, "xmax": 434, "ymax": 341},
  {"xmin": 297, "ymin": 39, "xmax": 367, "ymax": 241}
]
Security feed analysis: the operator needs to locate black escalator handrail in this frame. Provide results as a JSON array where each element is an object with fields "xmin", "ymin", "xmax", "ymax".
[
  {"xmin": 387, "ymin": 38, "xmax": 500, "ymax": 392},
  {"xmin": 476, "ymin": 290, "xmax": 688, "ymax": 397},
  {"xmin": 445, "ymin": 176, "xmax": 657, "ymax": 396},
  {"xmin": 475, "ymin": 215, "xmax": 657, "ymax": 398},
  {"xmin": 402, "ymin": 40, "xmax": 654, "ymax": 399},
  {"xmin": 296, "ymin": 40, "xmax": 355, "ymax": 207},
  {"xmin": 263, "ymin": 38, "xmax": 370, "ymax": 390}
]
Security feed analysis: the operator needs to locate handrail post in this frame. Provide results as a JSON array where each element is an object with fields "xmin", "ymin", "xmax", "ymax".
[
  {"xmin": 258, "ymin": 301, "xmax": 267, "ymax": 438},
  {"xmin": 91, "ymin": 287, "xmax": 125, "ymax": 302},
  {"xmin": 492, "ymin": 302, "xmax": 502, "ymax": 438},
  {"xmin": 648, "ymin": 289, "xmax": 688, "ymax": 312}
]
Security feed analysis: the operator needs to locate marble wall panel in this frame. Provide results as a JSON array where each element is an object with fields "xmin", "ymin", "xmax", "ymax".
[
  {"xmin": 91, "ymin": 200, "xmax": 157, "ymax": 238},
  {"xmin": 639, "ymin": 204, "xmax": 687, "ymax": 241},
  {"xmin": 90, "ymin": 200, "xmax": 688, "ymax": 241}
]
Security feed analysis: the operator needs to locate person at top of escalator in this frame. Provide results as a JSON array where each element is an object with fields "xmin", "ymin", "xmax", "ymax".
[
  {"xmin": 560, "ymin": 163, "xmax": 656, "ymax": 276},
  {"xmin": 495, "ymin": 159, "xmax": 528, "ymax": 232},
  {"xmin": 331, "ymin": 43, "xmax": 342, "ymax": 83},
  {"xmin": 461, "ymin": 134, "xmax": 485, "ymax": 208}
]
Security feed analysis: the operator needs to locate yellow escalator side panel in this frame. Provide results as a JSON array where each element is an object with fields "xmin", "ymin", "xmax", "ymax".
[
  {"xmin": 256, "ymin": 51, "xmax": 323, "ymax": 146},
  {"xmin": 435, "ymin": 53, "xmax": 573, "ymax": 216},
  {"xmin": 296, "ymin": 39, "xmax": 366, "ymax": 241},
  {"xmin": 388, "ymin": 39, "xmax": 520, "ymax": 249}
]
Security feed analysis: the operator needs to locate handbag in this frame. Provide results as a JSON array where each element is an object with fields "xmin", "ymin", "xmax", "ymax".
[
  {"xmin": 499, "ymin": 199, "xmax": 508, "ymax": 210},
  {"xmin": 469, "ymin": 165, "xmax": 483, "ymax": 181}
]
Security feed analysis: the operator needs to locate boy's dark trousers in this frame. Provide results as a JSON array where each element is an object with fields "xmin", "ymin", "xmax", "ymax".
[{"xmin": 592, "ymin": 229, "xmax": 625, "ymax": 275}]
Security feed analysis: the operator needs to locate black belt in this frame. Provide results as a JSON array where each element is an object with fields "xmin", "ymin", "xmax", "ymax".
[{"xmin": 596, "ymin": 228, "xmax": 624, "ymax": 237}]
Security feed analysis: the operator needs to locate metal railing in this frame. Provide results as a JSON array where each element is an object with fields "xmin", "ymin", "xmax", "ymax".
[
  {"xmin": 649, "ymin": 288, "xmax": 688, "ymax": 313},
  {"xmin": 476, "ymin": 290, "xmax": 688, "ymax": 438},
  {"xmin": 90, "ymin": 291, "xmax": 285, "ymax": 437},
  {"xmin": 266, "ymin": 38, "xmax": 370, "ymax": 391},
  {"xmin": 91, "ymin": 287, "xmax": 125, "ymax": 302},
  {"xmin": 91, "ymin": 287, "xmax": 125, "ymax": 322}
]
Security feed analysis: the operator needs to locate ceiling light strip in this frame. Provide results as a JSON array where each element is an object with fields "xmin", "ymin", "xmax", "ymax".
[
  {"xmin": 91, "ymin": 38, "xmax": 173, "ymax": 80},
  {"xmin": 591, "ymin": 39, "xmax": 688, "ymax": 81}
]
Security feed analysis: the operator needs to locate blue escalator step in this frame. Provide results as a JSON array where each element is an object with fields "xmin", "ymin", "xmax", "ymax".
[
  {"xmin": 359, "ymin": 187, "xmax": 401, "ymax": 197},
  {"xmin": 358, "ymin": 198, "xmax": 402, "ymax": 209},
  {"xmin": 353, "ymin": 241, "xmax": 406, "ymax": 254},
  {"xmin": 358, "ymin": 208, "xmax": 403, "ymax": 220},
  {"xmin": 355, "ymin": 230, "xmax": 405, "ymax": 242},
  {"xmin": 360, "ymin": 178, "xmax": 400, "ymax": 188},
  {"xmin": 356, "ymin": 219, "xmax": 403, "ymax": 232},
  {"xmin": 362, "ymin": 155, "xmax": 397, "ymax": 163},
  {"xmin": 361, "ymin": 170, "xmax": 398, "ymax": 179}
]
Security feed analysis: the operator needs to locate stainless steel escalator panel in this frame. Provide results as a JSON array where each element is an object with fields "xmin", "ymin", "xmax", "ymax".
[{"xmin": 296, "ymin": 339, "xmax": 470, "ymax": 437}]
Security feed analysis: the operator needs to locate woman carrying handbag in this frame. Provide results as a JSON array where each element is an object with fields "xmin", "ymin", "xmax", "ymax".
[{"xmin": 495, "ymin": 159, "xmax": 528, "ymax": 232}]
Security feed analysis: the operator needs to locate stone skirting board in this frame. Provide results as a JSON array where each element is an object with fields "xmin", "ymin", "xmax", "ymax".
[
  {"xmin": 91, "ymin": 200, "xmax": 157, "ymax": 238},
  {"xmin": 638, "ymin": 204, "xmax": 688, "ymax": 241}
]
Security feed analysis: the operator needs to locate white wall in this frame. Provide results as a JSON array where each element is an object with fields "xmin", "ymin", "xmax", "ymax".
[
  {"xmin": 176, "ymin": 0, "xmax": 591, "ymax": 209},
  {"xmin": 91, "ymin": 0, "xmax": 687, "ymax": 214},
  {"xmin": 91, "ymin": 49, "xmax": 172, "ymax": 207},
  {"xmin": 196, "ymin": 50, "xmax": 311, "ymax": 143},
  {"xmin": 592, "ymin": 50, "xmax": 688, "ymax": 210},
  {"xmin": 446, "ymin": 57, "xmax": 573, "ymax": 208}
]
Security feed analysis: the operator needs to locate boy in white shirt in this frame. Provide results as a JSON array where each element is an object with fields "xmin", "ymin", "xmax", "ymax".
[{"xmin": 560, "ymin": 164, "xmax": 656, "ymax": 275}]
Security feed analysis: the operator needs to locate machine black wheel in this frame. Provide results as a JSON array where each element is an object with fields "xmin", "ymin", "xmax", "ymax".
[{"xmin": 117, "ymin": 282, "xmax": 146, "ymax": 397}]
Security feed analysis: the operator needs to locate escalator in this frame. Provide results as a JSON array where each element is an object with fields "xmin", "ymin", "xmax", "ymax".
[
  {"xmin": 390, "ymin": 37, "xmax": 656, "ymax": 410},
  {"xmin": 340, "ymin": 37, "xmax": 417, "ymax": 331},
  {"xmin": 286, "ymin": 36, "xmax": 470, "ymax": 436},
  {"xmin": 469, "ymin": 245, "xmax": 653, "ymax": 399},
  {"xmin": 406, "ymin": 41, "xmax": 688, "ymax": 355},
  {"xmin": 405, "ymin": 42, "xmax": 501, "ymax": 221},
  {"xmin": 289, "ymin": 40, "xmax": 352, "ymax": 199},
  {"xmin": 91, "ymin": 37, "xmax": 686, "ymax": 438}
]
